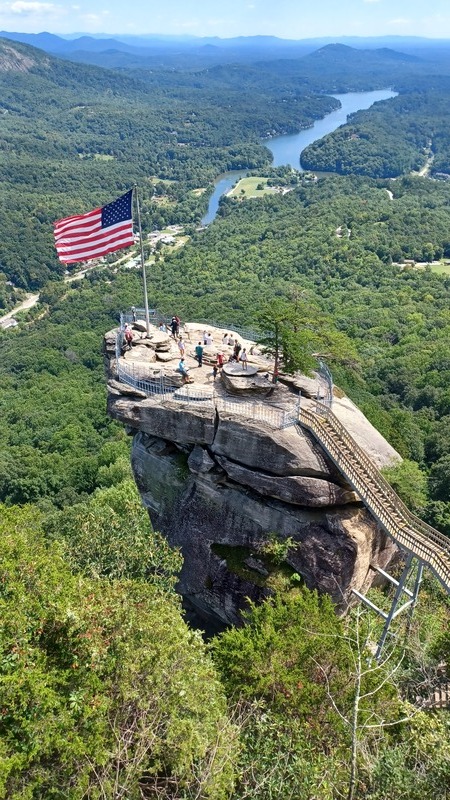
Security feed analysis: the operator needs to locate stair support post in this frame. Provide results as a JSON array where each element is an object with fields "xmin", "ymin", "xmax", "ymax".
[{"xmin": 375, "ymin": 553, "xmax": 421, "ymax": 660}]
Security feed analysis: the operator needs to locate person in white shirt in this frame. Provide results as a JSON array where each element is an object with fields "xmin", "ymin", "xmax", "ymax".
[{"xmin": 178, "ymin": 336, "xmax": 186, "ymax": 357}]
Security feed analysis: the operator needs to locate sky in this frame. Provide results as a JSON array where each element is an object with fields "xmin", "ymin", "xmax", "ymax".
[{"xmin": 1, "ymin": 0, "xmax": 450, "ymax": 40}]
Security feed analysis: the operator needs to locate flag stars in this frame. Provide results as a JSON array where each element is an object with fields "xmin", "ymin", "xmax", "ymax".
[{"xmin": 101, "ymin": 192, "xmax": 133, "ymax": 229}]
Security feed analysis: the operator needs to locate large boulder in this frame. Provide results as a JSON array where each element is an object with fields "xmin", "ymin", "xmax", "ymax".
[
  {"xmin": 105, "ymin": 325, "xmax": 400, "ymax": 627},
  {"xmin": 108, "ymin": 390, "xmax": 216, "ymax": 445},
  {"xmin": 212, "ymin": 415, "xmax": 338, "ymax": 479},
  {"xmin": 215, "ymin": 454, "xmax": 358, "ymax": 506},
  {"xmin": 131, "ymin": 432, "xmax": 396, "ymax": 625},
  {"xmin": 221, "ymin": 368, "xmax": 275, "ymax": 397}
]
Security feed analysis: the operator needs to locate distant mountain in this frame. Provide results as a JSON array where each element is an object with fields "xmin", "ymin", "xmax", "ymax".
[
  {"xmin": 305, "ymin": 43, "xmax": 420, "ymax": 66},
  {"xmin": 0, "ymin": 30, "xmax": 444, "ymax": 76},
  {"xmin": 0, "ymin": 30, "xmax": 65, "ymax": 51},
  {"xmin": 0, "ymin": 31, "xmax": 144, "ymax": 55}
]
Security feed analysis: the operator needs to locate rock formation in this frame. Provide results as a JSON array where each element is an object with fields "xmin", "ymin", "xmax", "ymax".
[{"xmin": 105, "ymin": 322, "xmax": 399, "ymax": 628}]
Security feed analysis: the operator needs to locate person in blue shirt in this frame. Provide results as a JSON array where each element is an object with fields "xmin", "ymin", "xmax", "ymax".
[{"xmin": 178, "ymin": 358, "xmax": 190, "ymax": 380}]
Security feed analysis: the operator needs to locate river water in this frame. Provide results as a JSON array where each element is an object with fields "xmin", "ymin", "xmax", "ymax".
[{"xmin": 201, "ymin": 88, "xmax": 396, "ymax": 225}]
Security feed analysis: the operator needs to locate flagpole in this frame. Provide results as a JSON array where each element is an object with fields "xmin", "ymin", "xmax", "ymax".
[{"xmin": 134, "ymin": 184, "xmax": 151, "ymax": 336}]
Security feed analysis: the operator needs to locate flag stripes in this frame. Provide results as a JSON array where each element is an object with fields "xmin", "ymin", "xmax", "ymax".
[{"xmin": 54, "ymin": 190, "xmax": 134, "ymax": 264}]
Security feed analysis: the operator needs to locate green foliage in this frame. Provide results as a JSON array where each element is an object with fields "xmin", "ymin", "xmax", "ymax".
[
  {"xmin": 232, "ymin": 704, "xmax": 340, "ymax": 800},
  {"xmin": 364, "ymin": 713, "xmax": 450, "ymax": 800},
  {"xmin": 43, "ymin": 479, "xmax": 182, "ymax": 589},
  {"xmin": 260, "ymin": 533, "xmax": 296, "ymax": 566},
  {"xmin": 382, "ymin": 459, "xmax": 428, "ymax": 511},
  {"xmin": 211, "ymin": 589, "xmax": 352, "ymax": 720},
  {"xmin": 0, "ymin": 270, "xmax": 145, "ymax": 509},
  {"xmin": 0, "ymin": 503, "xmax": 236, "ymax": 799},
  {"xmin": 429, "ymin": 454, "xmax": 450, "ymax": 502}
]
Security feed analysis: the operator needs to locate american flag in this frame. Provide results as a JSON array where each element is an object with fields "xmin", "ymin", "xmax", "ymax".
[{"xmin": 53, "ymin": 190, "xmax": 134, "ymax": 264}]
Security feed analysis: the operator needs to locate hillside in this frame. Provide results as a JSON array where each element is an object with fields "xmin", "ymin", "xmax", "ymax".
[{"xmin": 0, "ymin": 36, "xmax": 339, "ymax": 289}]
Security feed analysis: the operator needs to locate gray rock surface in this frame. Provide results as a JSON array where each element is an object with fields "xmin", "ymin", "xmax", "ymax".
[
  {"xmin": 221, "ymin": 370, "xmax": 275, "ymax": 396},
  {"xmin": 105, "ymin": 327, "xmax": 399, "ymax": 627},
  {"xmin": 215, "ymin": 454, "xmax": 358, "ymax": 507},
  {"xmin": 211, "ymin": 416, "xmax": 336, "ymax": 478},
  {"xmin": 131, "ymin": 431, "xmax": 396, "ymax": 625}
]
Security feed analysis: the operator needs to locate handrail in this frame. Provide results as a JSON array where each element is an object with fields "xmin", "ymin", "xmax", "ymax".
[
  {"xmin": 299, "ymin": 405, "xmax": 450, "ymax": 593},
  {"xmin": 311, "ymin": 403, "xmax": 450, "ymax": 552},
  {"xmin": 115, "ymin": 357, "xmax": 299, "ymax": 430}
]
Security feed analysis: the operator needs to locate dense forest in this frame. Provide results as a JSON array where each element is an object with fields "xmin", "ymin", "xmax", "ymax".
[{"xmin": 1, "ymin": 34, "xmax": 450, "ymax": 799}]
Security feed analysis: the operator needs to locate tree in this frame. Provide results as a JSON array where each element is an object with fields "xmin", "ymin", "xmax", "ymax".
[
  {"xmin": 255, "ymin": 298, "xmax": 318, "ymax": 381},
  {"xmin": 0, "ymin": 503, "xmax": 236, "ymax": 799},
  {"xmin": 43, "ymin": 479, "xmax": 182, "ymax": 590},
  {"xmin": 255, "ymin": 297, "xmax": 359, "ymax": 382},
  {"xmin": 382, "ymin": 459, "xmax": 428, "ymax": 512}
]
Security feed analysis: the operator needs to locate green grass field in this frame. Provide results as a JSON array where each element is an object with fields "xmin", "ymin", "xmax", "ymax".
[
  {"xmin": 228, "ymin": 176, "xmax": 275, "ymax": 198},
  {"xmin": 429, "ymin": 262, "xmax": 450, "ymax": 275}
]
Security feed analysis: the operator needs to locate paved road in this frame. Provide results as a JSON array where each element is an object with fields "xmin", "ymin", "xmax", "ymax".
[
  {"xmin": 0, "ymin": 248, "xmax": 144, "ymax": 327},
  {"xmin": 0, "ymin": 293, "xmax": 40, "ymax": 324}
]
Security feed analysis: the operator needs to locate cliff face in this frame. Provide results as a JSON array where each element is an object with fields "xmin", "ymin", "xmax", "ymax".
[{"xmin": 106, "ymin": 356, "xmax": 398, "ymax": 626}]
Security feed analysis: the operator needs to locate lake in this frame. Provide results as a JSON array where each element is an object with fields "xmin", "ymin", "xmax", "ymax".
[{"xmin": 201, "ymin": 88, "xmax": 397, "ymax": 225}]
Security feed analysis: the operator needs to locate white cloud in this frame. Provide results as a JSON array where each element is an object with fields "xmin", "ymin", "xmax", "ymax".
[
  {"xmin": 5, "ymin": 1, "xmax": 57, "ymax": 13},
  {"xmin": 387, "ymin": 17, "xmax": 411, "ymax": 26},
  {"xmin": 81, "ymin": 13, "xmax": 102, "ymax": 22}
]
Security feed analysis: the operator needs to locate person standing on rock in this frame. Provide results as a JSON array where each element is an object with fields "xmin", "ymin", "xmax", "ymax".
[
  {"xmin": 233, "ymin": 340, "xmax": 242, "ymax": 361},
  {"xmin": 124, "ymin": 324, "xmax": 133, "ymax": 348},
  {"xmin": 195, "ymin": 341, "xmax": 204, "ymax": 367},
  {"xmin": 240, "ymin": 348, "xmax": 248, "ymax": 370},
  {"xmin": 171, "ymin": 316, "xmax": 178, "ymax": 338},
  {"xmin": 217, "ymin": 351, "xmax": 224, "ymax": 370},
  {"xmin": 178, "ymin": 336, "xmax": 186, "ymax": 358}
]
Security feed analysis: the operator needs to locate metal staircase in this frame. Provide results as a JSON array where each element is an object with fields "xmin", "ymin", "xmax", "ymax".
[{"xmin": 298, "ymin": 402, "xmax": 450, "ymax": 656}]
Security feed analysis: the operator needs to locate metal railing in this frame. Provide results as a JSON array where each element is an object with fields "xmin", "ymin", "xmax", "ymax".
[
  {"xmin": 115, "ymin": 350, "xmax": 299, "ymax": 430},
  {"xmin": 299, "ymin": 403, "xmax": 450, "ymax": 593},
  {"xmin": 120, "ymin": 309, "xmax": 258, "ymax": 342}
]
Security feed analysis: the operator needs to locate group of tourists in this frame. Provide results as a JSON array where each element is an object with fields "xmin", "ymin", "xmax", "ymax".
[
  {"xmin": 221, "ymin": 333, "xmax": 248, "ymax": 370},
  {"xmin": 176, "ymin": 324, "xmax": 250, "ymax": 382},
  {"xmin": 123, "ymin": 310, "xmax": 250, "ymax": 382}
]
